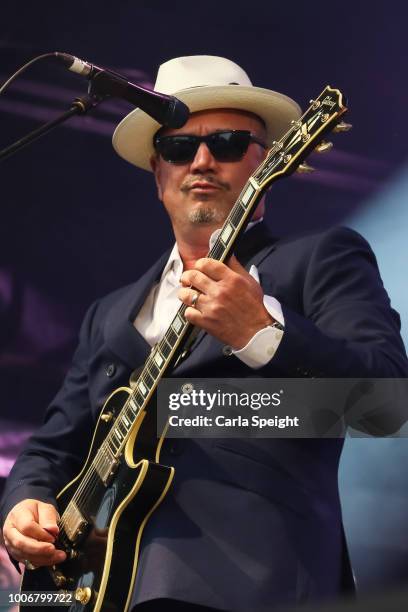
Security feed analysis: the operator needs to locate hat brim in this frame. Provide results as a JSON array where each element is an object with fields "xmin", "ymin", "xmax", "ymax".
[{"xmin": 112, "ymin": 85, "xmax": 302, "ymax": 171}]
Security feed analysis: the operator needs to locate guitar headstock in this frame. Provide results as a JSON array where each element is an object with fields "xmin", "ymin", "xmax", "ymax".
[{"xmin": 253, "ymin": 85, "xmax": 350, "ymax": 189}]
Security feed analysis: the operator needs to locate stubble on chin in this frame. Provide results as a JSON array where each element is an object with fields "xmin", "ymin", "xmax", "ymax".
[
  {"xmin": 187, "ymin": 205, "xmax": 226, "ymax": 225},
  {"xmin": 181, "ymin": 176, "xmax": 231, "ymax": 225}
]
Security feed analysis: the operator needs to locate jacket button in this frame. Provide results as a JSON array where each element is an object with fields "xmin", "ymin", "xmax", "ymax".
[{"xmin": 106, "ymin": 363, "xmax": 116, "ymax": 377}]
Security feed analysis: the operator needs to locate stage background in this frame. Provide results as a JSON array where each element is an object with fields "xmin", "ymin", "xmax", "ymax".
[{"xmin": 0, "ymin": 0, "xmax": 407, "ymax": 599}]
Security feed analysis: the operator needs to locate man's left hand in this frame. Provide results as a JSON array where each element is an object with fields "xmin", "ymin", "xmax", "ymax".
[{"xmin": 179, "ymin": 256, "xmax": 274, "ymax": 349}]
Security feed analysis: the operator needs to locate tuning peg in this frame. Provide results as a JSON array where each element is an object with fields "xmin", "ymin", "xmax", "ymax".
[
  {"xmin": 333, "ymin": 121, "xmax": 352, "ymax": 133},
  {"xmin": 315, "ymin": 140, "xmax": 333, "ymax": 153},
  {"xmin": 297, "ymin": 162, "xmax": 315, "ymax": 173}
]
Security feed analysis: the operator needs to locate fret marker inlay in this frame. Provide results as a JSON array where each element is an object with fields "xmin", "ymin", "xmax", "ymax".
[
  {"xmin": 221, "ymin": 224, "xmax": 233, "ymax": 244},
  {"xmin": 154, "ymin": 352, "xmax": 164, "ymax": 367},
  {"xmin": 173, "ymin": 316, "xmax": 183, "ymax": 333},
  {"xmin": 129, "ymin": 398, "xmax": 137, "ymax": 411},
  {"xmin": 241, "ymin": 184, "xmax": 254, "ymax": 205}
]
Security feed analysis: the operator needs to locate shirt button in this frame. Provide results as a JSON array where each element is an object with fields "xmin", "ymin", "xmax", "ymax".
[
  {"xmin": 106, "ymin": 363, "xmax": 116, "ymax": 377},
  {"xmin": 223, "ymin": 345, "xmax": 233, "ymax": 356}
]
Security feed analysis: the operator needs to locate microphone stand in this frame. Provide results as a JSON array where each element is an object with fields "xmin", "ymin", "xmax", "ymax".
[{"xmin": 0, "ymin": 93, "xmax": 104, "ymax": 162}]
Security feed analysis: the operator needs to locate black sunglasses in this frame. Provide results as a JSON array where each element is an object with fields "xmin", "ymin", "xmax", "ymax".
[{"xmin": 153, "ymin": 130, "xmax": 266, "ymax": 164}]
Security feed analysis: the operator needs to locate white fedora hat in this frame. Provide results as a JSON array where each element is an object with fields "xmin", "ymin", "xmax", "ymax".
[{"xmin": 112, "ymin": 55, "xmax": 302, "ymax": 172}]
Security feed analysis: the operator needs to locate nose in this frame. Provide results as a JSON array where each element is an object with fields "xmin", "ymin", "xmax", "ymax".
[{"xmin": 190, "ymin": 142, "xmax": 217, "ymax": 173}]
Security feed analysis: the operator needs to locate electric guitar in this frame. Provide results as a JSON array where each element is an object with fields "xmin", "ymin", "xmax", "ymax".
[{"xmin": 20, "ymin": 86, "xmax": 350, "ymax": 611}]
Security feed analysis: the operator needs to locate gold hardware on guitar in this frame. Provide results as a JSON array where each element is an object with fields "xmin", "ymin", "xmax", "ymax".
[
  {"xmin": 297, "ymin": 162, "xmax": 315, "ymax": 173},
  {"xmin": 74, "ymin": 587, "xmax": 93, "ymax": 605},
  {"xmin": 333, "ymin": 121, "xmax": 352, "ymax": 132},
  {"xmin": 100, "ymin": 411, "xmax": 114, "ymax": 423},
  {"xmin": 51, "ymin": 569, "xmax": 67, "ymax": 588},
  {"xmin": 315, "ymin": 140, "xmax": 333, "ymax": 153},
  {"xmin": 309, "ymin": 99, "xmax": 321, "ymax": 109}
]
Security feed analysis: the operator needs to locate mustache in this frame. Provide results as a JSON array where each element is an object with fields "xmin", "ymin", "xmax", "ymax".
[{"xmin": 180, "ymin": 175, "xmax": 230, "ymax": 192}]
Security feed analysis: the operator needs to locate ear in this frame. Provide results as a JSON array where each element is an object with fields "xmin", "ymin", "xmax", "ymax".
[{"xmin": 150, "ymin": 154, "xmax": 163, "ymax": 200}]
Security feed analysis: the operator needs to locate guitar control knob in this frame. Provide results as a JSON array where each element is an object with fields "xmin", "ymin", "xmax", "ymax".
[
  {"xmin": 74, "ymin": 587, "xmax": 92, "ymax": 605},
  {"xmin": 100, "ymin": 411, "xmax": 114, "ymax": 423},
  {"xmin": 53, "ymin": 571, "xmax": 67, "ymax": 588}
]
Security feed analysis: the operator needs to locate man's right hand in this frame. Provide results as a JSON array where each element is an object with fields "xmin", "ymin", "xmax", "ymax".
[{"xmin": 2, "ymin": 499, "xmax": 67, "ymax": 568}]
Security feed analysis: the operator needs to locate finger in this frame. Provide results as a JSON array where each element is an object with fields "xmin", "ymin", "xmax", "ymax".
[
  {"xmin": 13, "ymin": 547, "xmax": 67, "ymax": 568},
  {"xmin": 11, "ymin": 545, "xmax": 66, "ymax": 568},
  {"xmin": 6, "ymin": 526, "xmax": 66, "ymax": 565},
  {"xmin": 178, "ymin": 287, "xmax": 206, "ymax": 309},
  {"xmin": 184, "ymin": 306, "xmax": 205, "ymax": 327},
  {"xmin": 180, "ymin": 268, "xmax": 213, "ymax": 293},
  {"xmin": 10, "ymin": 508, "xmax": 56, "ymax": 543},
  {"xmin": 37, "ymin": 503, "xmax": 60, "ymax": 537},
  {"xmin": 194, "ymin": 258, "xmax": 233, "ymax": 281}
]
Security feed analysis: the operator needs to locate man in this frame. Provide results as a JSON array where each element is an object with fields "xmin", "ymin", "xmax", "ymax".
[{"xmin": 1, "ymin": 56, "xmax": 407, "ymax": 611}]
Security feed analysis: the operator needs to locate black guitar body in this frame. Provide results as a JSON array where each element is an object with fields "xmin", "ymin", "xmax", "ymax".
[{"xmin": 20, "ymin": 388, "xmax": 174, "ymax": 611}]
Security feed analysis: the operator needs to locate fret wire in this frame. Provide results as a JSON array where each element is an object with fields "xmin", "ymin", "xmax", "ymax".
[
  {"xmin": 109, "ymin": 436, "xmax": 120, "ymax": 452},
  {"xmin": 229, "ymin": 202, "xmax": 246, "ymax": 227},
  {"xmin": 118, "ymin": 421, "xmax": 127, "ymax": 436},
  {"xmin": 103, "ymin": 441, "xmax": 114, "ymax": 461},
  {"xmin": 132, "ymin": 390, "xmax": 144, "ymax": 407},
  {"xmin": 166, "ymin": 328, "xmax": 177, "ymax": 345},
  {"xmin": 159, "ymin": 340, "xmax": 171, "ymax": 357},
  {"xmin": 146, "ymin": 359, "xmax": 160, "ymax": 378},
  {"xmin": 121, "ymin": 411, "xmax": 129, "ymax": 425},
  {"xmin": 142, "ymin": 370, "xmax": 154, "ymax": 387},
  {"xmin": 107, "ymin": 438, "xmax": 116, "ymax": 453},
  {"xmin": 125, "ymin": 405, "xmax": 135, "ymax": 422}
]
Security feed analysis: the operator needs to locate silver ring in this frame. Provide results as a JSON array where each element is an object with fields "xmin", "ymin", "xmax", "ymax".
[
  {"xmin": 191, "ymin": 292, "xmax": 200, "ymax": 308},
  {"xmin": 23, "ymin": 559, "xmax": 36, "ymax": 570}
]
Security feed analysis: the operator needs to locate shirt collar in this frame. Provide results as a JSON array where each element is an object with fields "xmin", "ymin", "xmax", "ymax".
[{"xmin": 162, "ymin": 218, "xmax": 264, "ymax": 282}]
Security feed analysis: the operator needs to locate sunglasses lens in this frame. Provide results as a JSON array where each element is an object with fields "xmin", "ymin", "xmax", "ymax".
[
  {"xmin": 156, "ymin": 137, "xmax": 197, "ymax": 163},
  {"xmin": 209, "ymin": 132, "xmax": 251, "ymax": 161},
  {"xmin": 154, "ymin": 131, "xmax": 254, "ymax": 163}
]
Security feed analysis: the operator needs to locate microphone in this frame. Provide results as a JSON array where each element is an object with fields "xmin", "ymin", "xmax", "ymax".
[{"xmin": 54, "ymin": 52, "xmax": 189, "ymax": 128}]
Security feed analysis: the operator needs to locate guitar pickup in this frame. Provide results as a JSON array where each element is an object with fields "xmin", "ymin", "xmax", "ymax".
[{"xmin": 63, "ymin": 501, "xmax": 89, "ymax": 543}]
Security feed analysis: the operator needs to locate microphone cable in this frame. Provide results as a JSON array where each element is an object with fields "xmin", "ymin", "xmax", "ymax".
[{"xmin": 0, "ymin": 52, "xmax": 58, "ymax": 95}]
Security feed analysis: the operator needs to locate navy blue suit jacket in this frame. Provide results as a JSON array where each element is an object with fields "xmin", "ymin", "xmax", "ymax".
[{"xmin": 2, "ymin": 223, "xmax": 407, "ymax": 611}]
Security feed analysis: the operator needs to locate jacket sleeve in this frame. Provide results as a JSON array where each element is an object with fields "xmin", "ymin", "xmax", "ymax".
[
  {"xmin": 259, "ymin": 227, "xmax": 408, "ymax": 432},
  {"xmin": 0, "ymin": 300, "xmax": 100, "ymax": 528}
]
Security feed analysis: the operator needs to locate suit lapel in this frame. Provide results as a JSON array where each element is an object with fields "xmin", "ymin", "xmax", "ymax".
[{"xmin": 104, "ymin": 250, "xmax": 170, "ymax": 368}]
